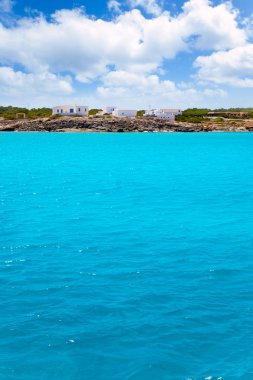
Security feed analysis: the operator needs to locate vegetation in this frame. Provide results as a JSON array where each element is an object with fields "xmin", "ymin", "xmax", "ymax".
[
  {"xmin": 137, "ymin": 110, "xmax": 145, "ymax": 117},
  {"xmin": 176, "ymin": 115, "xmax": 209, "ymax": 123},
  {"xmin": 0, "ymin": 106, "xmax": 52, "ymax": 120},
  {"xmin": 213, "ymin": 118, "xmax": 225, "ymax": 123},
  {"xmin": 89, "ymin": 109, "xmax": 102, "ymax": 116},
  {"xmin": 176, "ymin": 108, "xmax": 210, "ymax": 123},
  {"xmin": 182, "ymin": 108, "xmax": 211, "ymax": 117},
  {"xmin": 176, "ymin": 108, "xmax": 253, "ymax": 122}
]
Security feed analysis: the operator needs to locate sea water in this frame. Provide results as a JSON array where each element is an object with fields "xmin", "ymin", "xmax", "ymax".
[{"xmin": 0, "ymin": 132, "xmax": 253, "ymax": 380}]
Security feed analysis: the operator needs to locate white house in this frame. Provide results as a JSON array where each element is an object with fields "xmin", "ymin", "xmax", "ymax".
[
  {"xmin": 112, "ymin": 109, "xmax": 137, "ymax": 117},
  {"xmin": 145, "ymin": 108, "xmax": 182, "ymax": 121},
  {"xmin": 160, "ymin": 109, "xmax": 182, "ymax": 116},
  {"xmin": 144, "ymin": 109, "xmax": 157, "ymax": 117},
  {"xmin": 102, "ymin": 106, "xmax": 117, "ymax": 114},
  {"xmin": 155, "ymin": 109, "xmax": 180, "ymax": 121},
  {"xmin": 52, "ymin": 105, "xmax": 89, "ymax": 116}
]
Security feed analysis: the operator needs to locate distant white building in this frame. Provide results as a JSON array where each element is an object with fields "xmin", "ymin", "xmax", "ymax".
[
  {"xmin": 145, "ymin": 108, "xmax": 182, "ymax": 121},
  {"xmin": 144, "ymin": 109, "xmax": 157, "ymax": 117},
  {"xmin": 52, "ymin": 105, "xmax": 89, "ymax": 116},
  {"xmin": 159, "ymin": 109, "xmax": 182, "ymax": 118},
  {"xmin": 102, "ymin": 106, "xmax": 117, "ymax": 114},
  {"xmin": 112, "ymin": 109, "xmax": 137, "ymax": 117}
]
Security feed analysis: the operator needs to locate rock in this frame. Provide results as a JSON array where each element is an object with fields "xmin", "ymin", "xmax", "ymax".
[
  {"xmin": 0, "ymin": 116, "xmax": 252, "ymax": 133},
  {"xmin": 0, "ymin": 126, "xmax": 15, "ymax": 131}
]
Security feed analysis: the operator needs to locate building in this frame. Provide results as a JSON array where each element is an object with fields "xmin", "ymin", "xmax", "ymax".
[
  {"xmin": 144, "ymin": 109, "xmax": 157, "ymax": 117},
  {"xmin": 52, "ymin": 105, "xmax": 89, "ymax": 116},
  {"xmin": 145, "ymin": 108, "xmax": 182, "ymax": 120},
  {"xmin": 155, "ymin": 109, "xmax": 182, "ymax": 120},
  {"xmin": 207, "ymin": 111, "xmax": 248, "ymax": 118},
  {"xmin": 159, "ymin": 109, "xmax": 182, "ymax": 116},
  {"xmin": 102, "ymin": 106, "xmax": 117, "ymax": 115},
  {"xmin": 112, "ymin": 109, "xmax": 137, "ymax": 117}
]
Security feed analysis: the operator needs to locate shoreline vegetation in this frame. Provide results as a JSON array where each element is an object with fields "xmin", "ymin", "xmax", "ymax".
[{"xmin": 1, "ymin": 106, "xmax": 253, "ymax": 132}]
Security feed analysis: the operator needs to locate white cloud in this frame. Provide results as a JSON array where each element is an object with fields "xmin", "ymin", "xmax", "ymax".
[
  {"xmin": 0, "ymin": 67, "xmax": 73, "ymax": 106},
  {"xmin": 107, "ymin": 0, "xmax": 121, "ymax": 13},
  {"xmin": 179, "ymin": 0, "xmax": 245, "ymax": 50},
  {"xmin": 0, "ymin": 0, "xmax": 249, "ymax": 106},
  {"xmin": 0, "ymin": 65, "xmax": 227, "ymax": 109},
  {"xmin": 195, "ymin": 44, "xmax": 253, "ymax": 87},
  {"xmin": 97, "ymin": 70, "xmax": 227, "ymax": 108},
  {"xmin": 0, "ymin": 1, "xmax": 246, "ymax": 77},
  {"xmin": 127, "ymin": 0, "xmax": 163, "ymax": 16}
]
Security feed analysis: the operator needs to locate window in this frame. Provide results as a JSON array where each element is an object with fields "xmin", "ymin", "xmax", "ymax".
[
  {"xmin": 70, "ymin": 108, "xmax": 74, "ymax": 113},
  {"xmin": 78, "ymin": 108, "xmax": 81, "ymax": 112},
  {"xmin": 57, "ymin": 109, "xmax": 59, "ymax": 113},
  {"xmin": 61, "ymin": 109, "xmax": 63, "ymax": 113}
]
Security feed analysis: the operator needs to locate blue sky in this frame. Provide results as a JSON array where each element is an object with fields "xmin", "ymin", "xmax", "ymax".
[
  {"xmin": 0, "ymin": 0, "xmax": 253, "ymax": 109},
  {"xmin": 11, "ymin": 0, "xmax": 253, "ymax": 18}
]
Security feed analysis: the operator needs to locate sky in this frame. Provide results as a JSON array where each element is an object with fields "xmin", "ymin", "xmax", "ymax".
[{"xmin": 0, "ymin": 0, "xmax": 253, "ymax": 109}]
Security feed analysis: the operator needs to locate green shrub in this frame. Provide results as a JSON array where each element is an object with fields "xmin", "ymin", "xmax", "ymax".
[
  {"xmin": 137, "ymin": 110, "xmax": 145, "ymax": 117},
  {"xmin": 0, "ymin": 106, "xmax": 52, "ymax": 119},
  {"xmin": 89, "ymin": 109, "xmax": 102, "ymax": 116}
]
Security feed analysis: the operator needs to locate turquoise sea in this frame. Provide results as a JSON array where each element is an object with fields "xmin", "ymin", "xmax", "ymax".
[{"xmin": 0, "ymin": 133, "xmax": 253, "ymax": 380}]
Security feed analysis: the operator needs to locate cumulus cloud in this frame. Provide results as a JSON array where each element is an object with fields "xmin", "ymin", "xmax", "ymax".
[
  {"xmin": 107, "ymin": 0, "xmax": 121, "ymax": 13},
  {"xmin": 180, "ymin": 0, "xmax": 245, "ymax": 50},
  {"xmin": 0, "ymin": 67, "xmax": 73, "ymax": 104},
  {"xmin": 127, "ymin": 0, "xmax": 163, "ymax": 16},
  {"xmin": 0, "ymin": 1, "xmax": 246, "ymax": 77},
  {"xmin": 195, "ymin": 44, "xmax": 253, "ymax": 87},
  {"xmin": 0, "ymin": 0, "xmax": 249, "ymax": 106},
  {"xmin": 97, "ymin": 70, "xmax": 227, "ymax": 108}
]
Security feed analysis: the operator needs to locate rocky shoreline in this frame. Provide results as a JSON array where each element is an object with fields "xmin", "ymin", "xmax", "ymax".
[{"xmin": 0, "ymin": 116, "xmax": 253, "ymax": 133}]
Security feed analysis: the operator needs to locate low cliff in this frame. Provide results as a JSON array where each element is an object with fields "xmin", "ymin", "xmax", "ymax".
[{"xmin": 0, "ymin": 117, "xmax": 253, "ymax": 132}]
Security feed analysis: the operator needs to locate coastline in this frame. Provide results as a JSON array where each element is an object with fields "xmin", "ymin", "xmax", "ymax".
[{"xmin": 0, "ymin": 116, "xmax": 253, "ymax": 133}]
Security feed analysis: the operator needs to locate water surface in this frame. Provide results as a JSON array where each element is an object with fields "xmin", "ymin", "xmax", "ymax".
[{"xmin": 0, "ymin": 133, "xmax": 253, "ymax": 380}]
